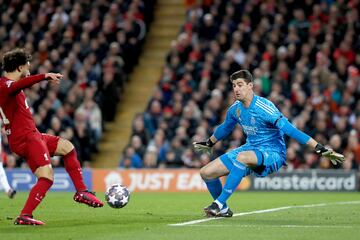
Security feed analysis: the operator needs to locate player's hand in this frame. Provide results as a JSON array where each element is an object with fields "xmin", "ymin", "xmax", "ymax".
[
  {"xmin": 45, "ymin": 73, "xmax": 63, "ymax": 84},
  {"xmin": 315, "ymin": 143, "xmax": 345, "ymax": 165},
  {"xmin": 322, "ymin": 149, "xmax": 345, "ymax": 165},
  {"xmin": 193, "ymin": 141, "xmax": 212, "ymax": 155}
]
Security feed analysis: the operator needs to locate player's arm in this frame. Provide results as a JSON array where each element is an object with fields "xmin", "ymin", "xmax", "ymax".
[
  {"xmin": 275, "ymin": 116, "xmax": 345, "ymax": 165},
  {"xmin": 305, "ymin": 138, "xmax": 345, "ymax": 165},
  {"xmin": 5, "ymin": 73, "xmax": 62, "ymax": 94},
  {"xmin": 193, "ymin": 107, "xmax": 237, "ymax": 155}
]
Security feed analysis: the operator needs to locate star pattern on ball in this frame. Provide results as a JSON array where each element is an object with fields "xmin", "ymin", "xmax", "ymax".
[
  {"xmin": 120, "ymin": 195, "xmax": 129, "ymax": 205},
  {"xmin": 108, "ymin": 194, "xmax": 118, "ymax": 205},
  {"xmin": 105, "ymin": 184, "xmax": 130, "ymax": 208},
  {"xmin": 115, "ymin": 185, "xmax": 125, "ymax": 193}
]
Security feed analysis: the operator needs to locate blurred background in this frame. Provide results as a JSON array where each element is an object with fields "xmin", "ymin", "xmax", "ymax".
[{"xmin": 0, "ymin": 0, "xmax": 359, "ymax": 192}]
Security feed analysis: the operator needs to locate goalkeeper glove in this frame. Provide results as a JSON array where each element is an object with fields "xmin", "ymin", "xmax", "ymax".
[
  {"xmin": 193, "ymin": 139, "xmax": 215, "ymax": 155},
  {"xmin": 315, "ymin": 143, "xmax": 345, "ymax": 165}
]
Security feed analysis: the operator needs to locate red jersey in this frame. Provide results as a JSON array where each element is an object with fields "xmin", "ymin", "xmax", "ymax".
[{"xmin": 0, "ymin": 74, "xmax": 45, "ymax": 147}]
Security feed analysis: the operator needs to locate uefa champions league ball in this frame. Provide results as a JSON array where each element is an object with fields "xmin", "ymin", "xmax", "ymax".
[{"xmin": 105, "ymin": 184, "xmax": 130, "ymax": 208}]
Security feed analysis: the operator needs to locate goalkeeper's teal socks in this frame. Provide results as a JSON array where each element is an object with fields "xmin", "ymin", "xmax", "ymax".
[
  {"xmin": 215, "ymin": 161, "xmax": 246, "ymax": 209},
  {"xmin": 204, "ymin": 178, "xmax": 227, "ymax": 209},
  {"xmin": 204, "ymin": 178, "xmax": 222, "ymax": 199}
]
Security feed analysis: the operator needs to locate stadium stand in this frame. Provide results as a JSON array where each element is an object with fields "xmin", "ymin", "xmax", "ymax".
[
  {"xmin": 91, "ymin": 0, "xmax": 185, "ymax": 167},
  {"xmin": 0, "ymin": 0, "xmax": 154, "ymax": 168},
  {"xmin": 124, "ymin": 0, "xmax": 360, "ymax": 170}
]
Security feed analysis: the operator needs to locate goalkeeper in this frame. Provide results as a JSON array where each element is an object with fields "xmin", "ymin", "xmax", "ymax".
[{"xmin": 193, "ymin": 70, "xmax": 345, "ymax": 218}]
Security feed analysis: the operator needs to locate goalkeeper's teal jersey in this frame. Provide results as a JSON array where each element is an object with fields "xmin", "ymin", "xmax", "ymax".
[{"xmin": 213, "ymin": 95, "xmax": 286, "ymax": 154}]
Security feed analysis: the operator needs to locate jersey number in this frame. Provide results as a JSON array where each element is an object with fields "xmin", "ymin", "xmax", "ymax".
[
  {"xmin": 0, "ymin": 99, "xmax": 29, "ymax": 125},
  {"xmin": 0, "ymin": 107, "xmax": 9, "ymax": 124},
  {"xmin": 24, "ymin": 98, "xmax": 29, "ymax": 109}
]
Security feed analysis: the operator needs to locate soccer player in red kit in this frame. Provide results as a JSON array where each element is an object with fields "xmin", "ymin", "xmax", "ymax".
[{"xmin": 0, "ymin": 49, "xmax": 104, "ymax": 225}]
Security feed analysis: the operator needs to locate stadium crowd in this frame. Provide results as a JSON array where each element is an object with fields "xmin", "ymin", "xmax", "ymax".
[
  {"xmin": 1, "ymin": 0, "xmax": 154, "ymax": 168},
  {"xmin": 123, "ymin": 0, "xmax": 360, "ymax": 170}
]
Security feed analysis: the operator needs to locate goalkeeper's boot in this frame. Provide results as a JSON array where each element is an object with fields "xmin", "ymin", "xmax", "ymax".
[
  {"xmin": 218, "ymin": 206, "xmax": 233, "ymax": 218},
  {"xmin": 14, "ymin": 215, "xmax": 44, "ymax": 225},
  {"xmin": 73, "ymin": 190, "xmax": 104, "ymax": 208},
  {"xmin": 204, "ymin": 202, "xmax": 221, "ymax": 217},
  {"xmin": 7, "ymin": 188, "xmax": 16, "ymax": 199}
]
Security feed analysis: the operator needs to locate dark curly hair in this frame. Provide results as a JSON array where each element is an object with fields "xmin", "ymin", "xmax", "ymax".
[{"xmin": 1, "ymin": 48, "xmax": 32, "ymax": 73}]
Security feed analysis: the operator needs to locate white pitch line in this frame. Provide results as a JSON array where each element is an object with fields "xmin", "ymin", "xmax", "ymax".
[
  {"xmin": 185, "ymin": 224, "xmax": 356, "ymax": 229},
  {"xmin": 168, "ymin": 201, "xmax": 360, "ymax": 227}
]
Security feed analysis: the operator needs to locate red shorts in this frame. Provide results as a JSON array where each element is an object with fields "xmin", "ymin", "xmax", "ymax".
[{"xmin": 10, "ymin": 131, "xmax": 60, "ymax": 173}]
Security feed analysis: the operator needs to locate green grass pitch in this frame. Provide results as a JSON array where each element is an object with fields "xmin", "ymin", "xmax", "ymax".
[{"xmin": 0, "ymin": 192, "xmax": 359, "ymax": 240}]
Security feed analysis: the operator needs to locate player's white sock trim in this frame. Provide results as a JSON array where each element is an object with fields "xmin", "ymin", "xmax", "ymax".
[
  {"xmin": 0, "ymin": 162, "xmax": 11, "ymax": 192},
  {"xmin": 220, "ymin": 206, "xmax": 229, "ymax": 213},
  {"xmin": 214, "ymin": 200, "xmax": 223, "ymax": 209}
]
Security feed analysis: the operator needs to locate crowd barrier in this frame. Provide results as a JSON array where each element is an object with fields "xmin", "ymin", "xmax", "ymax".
[{"xmin": 1, "ymin": 169, "xmax": 358, "ymax": 192}]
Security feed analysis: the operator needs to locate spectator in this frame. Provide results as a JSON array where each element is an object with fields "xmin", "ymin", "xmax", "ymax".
[
  {"xmin": 1, "ymin": 0, "xmax": 155, "ymax": 166},
  {"xmin": 129, "ymin": 0, "xmax": 359, "ymax": 170},
  {"xmin": 143, "ymin": 145, "xmax": 158, "ymax": 168},
  {"xmin": 119, "ymin": 146, "xmax": 143, "ymax": 169}
]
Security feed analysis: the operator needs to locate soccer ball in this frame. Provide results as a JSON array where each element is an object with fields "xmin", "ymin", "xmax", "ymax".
[{"xmin": 105, "ymin": 184, "xmax": 130, "ymax": 208}]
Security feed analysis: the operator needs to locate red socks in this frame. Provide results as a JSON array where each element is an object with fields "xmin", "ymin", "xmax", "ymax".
[
  {"xmin": 20, "ymin": 150, "xmax": 87, "ymax": 216},
  {"xmin": 21, "ymin": 177, "xmax": 53, "ymax": 216},
  {"xmin": 63, "ymin": 149, "xmax": 87, "ymax": 191}
]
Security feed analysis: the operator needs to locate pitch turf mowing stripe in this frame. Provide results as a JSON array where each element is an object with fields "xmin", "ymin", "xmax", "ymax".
[
  {"xmin": 186, "ymin": 225, "xmax": 356, "ymax": 229},
  {"xmin": 168, "ymin": 201, "xmax": 360, "ymax": 227}
]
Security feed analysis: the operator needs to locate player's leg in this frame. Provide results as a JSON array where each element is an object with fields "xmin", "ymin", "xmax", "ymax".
[
  {"xmin": 52, "ymin": 137, "xmax": 87, "ymax": 191},
  {"xmin": 1, "ymin": 133, "xmax": 16, "ymax": 198},
  {"xmin": 252, "ymin": 149, "xmax": 286, "ymax": 177},
  {"xmin": 0, "ymin": 160, "xmax": 16, "ymax": 198},
  {"xmin": 14, "ymin": 136, "xmax": 54, "ymax": 225},
  {"xmin": 14, "ymin": 165, "xmax": 54, "ymax": 225},
  {"xmin": 206, "ymin": 149, "xmax": 257, "ymax": 216},
  {"xmin": 200, "ymin": 157, "xmax": 232, "ymax": 216},
  {"xmin": 48, "ymin": 136, "xmax": 103, "ymax": 207},
  {"xmin": 200, "ymin": 157, "xmax": 229, "ymax": 200}
]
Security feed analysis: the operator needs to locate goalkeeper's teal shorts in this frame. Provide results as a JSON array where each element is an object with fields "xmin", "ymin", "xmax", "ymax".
[{"xmin": 219, "ymin": 145, "xmax": 286, "ymax": 178}]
